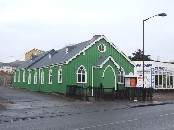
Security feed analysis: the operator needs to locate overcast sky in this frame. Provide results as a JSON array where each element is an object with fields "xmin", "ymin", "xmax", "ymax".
[{"xmin": 0, "ymin": 0, "xmax": 173, "ymax": 62}]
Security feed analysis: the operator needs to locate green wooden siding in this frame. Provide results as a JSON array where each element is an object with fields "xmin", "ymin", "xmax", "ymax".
[{"xmin": 13, "ymin": 38, "xmax": 134, "ymax": 93}]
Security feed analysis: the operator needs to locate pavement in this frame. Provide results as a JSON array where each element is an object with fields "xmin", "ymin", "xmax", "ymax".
[{"xmin": 0, "ymin": 85, "xmax": 174, "ymax": 124}]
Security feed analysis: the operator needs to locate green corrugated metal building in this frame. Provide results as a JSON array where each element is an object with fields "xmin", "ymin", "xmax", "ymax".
[{"xmin": 13, "ymin": 35, "xmax": 134, "ymax": 95}]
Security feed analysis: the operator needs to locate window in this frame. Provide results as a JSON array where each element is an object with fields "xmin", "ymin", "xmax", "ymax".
[
  {"xmin": 23, "ymin": 71, "xmax": 25, "ymax": 82},
  {"xmin": 49, "ymin": 69, "xmax": 52, "ymax": 84},
  {"xmin": 18, "ymin": 70, "xmax": 20, "ymax": 82},
  {"xmin": 28, "ymin": 72, "xmax": 31, "ymax": 84},
  {"xmin": 77, "ymin": 66, "xmax": 87, "ymax": 83},
  {"xmin": 98, "ymin": 44, "xmax": 106, "ymax": 52},
  {"xmin": 14, "ymin": 72, "xmax": 16, "ymax": 82},
  {"xmin": 34, "ymin": 71, "xmax": 37, "ymax": 84},
  {"xmin": 118, "ymin": 70, "xmax": 124, "ymax": 84},
  {"xmin": 58, "ymin": 69, "xmax": 62, "ymax": 83},
  {"xmin": 41, "ymin": 69, "xmax": 44, "ymax": 84}
]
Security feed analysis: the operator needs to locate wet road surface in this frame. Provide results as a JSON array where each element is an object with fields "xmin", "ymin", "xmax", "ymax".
[{"xmin": 1, "ymin": 86, "xmax": 174, "ymax": 130}]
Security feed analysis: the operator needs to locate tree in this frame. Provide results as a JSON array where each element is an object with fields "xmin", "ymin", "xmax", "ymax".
[{"xmin": 129, "ymin": 49, "xmax": 152, "ymax": 61}]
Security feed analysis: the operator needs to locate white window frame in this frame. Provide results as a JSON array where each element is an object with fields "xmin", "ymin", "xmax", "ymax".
[
  {"xmin": 28, "ymin": 71, "xmax": 31, "ymax": 84},
  {"xmin": 41, "ymin": 69, "xmax": 44, "ymax": 84},
  {"xmin": 77, "ymin": 65, "xmax": 87, "ymax": 83},
  {"xmin": 34, "ymin": 70, "xmax": 37, "ymax": 84},
  {"xmin": 58, "ymin": 68, "xmax": 62, "ymax": 83},
  {"xmin": 18, "ymin": 70, "xmax": 20, "ymax": 82},
  {"xmin": 14, "ymin": 72, "xmax": 16, "ymax": 82},
  {"xmin": 48, "ymin": 68, "xmax": 52, "ymax": 84},
  {"xmin": 23, "ymin": 70, "xmax": 25, "ymax": 82},
  {"xmin": 98, "ymin": 44, "xmax": 106, "ymax": 52},
  {"xmin": 118, "ymin": 69, "xmax": 125, "ymax": 84}
]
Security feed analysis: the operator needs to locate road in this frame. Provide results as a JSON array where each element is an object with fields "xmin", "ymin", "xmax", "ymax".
[{"xmin": 0, "ymin": 86, "xmax": 174, "ymax": 130}]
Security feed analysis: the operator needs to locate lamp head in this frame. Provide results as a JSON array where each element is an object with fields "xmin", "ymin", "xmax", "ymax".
[{"xmin": 158, "ymin": 13, "xmax": 167, "ymax": 17}]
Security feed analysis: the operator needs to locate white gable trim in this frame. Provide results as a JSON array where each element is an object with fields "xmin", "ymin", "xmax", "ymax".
[
  {"xmin": 66, "ymin": 36, "xmax": 135, "ymax": 66},
  {"xmin": 96, "ymin": 56, "xmax": 120, "ymax": 69}
]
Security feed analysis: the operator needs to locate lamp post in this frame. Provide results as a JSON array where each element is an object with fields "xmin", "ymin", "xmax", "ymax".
[{"xmin": 143, "ymin": 13, "xmax": 167, "ymax": 90}]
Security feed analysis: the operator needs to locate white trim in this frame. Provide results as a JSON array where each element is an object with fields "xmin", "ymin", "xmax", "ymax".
[
  {"xmin": 102, "ymin": 65, "xmax": 117, "ymax": 90},
  {"xmin": 48, "ymin": 68, "xmax": 52, "ymax": 84},
  {"xmin": 98, "ymin": 43, "xmax": 106, "ymax": 52},
  {"xmin": 118, "ymin": 69, "xmax": 125, "ymax": 84},
  {"xmin": 28, "ymin": 71, "xmax": 31, "ymax": 84},
  {"xmin": 66, "ymin": 36, "xmax": 135, "ymax": 66},
  {"xmin": 98, "ymin": 56, "xmax": 120, "ymax": 69},
  {"xmin": 34, "ymin": 70, "xmax": 37, "ymax": 84},
  {"xmin": 14, "ymin": 72, "xmax": 16, "ymax": 82},
  {"xmin": 41, "ymin": 69, "xmax": 44, "ymax": 84},
  {"xmin": 18, "ymin": 70, "xmax": 20, "ymax": 82},
  {"xmin": 58, "ymin": 68, "xmax": 62, "ymax": 83},
  {"xmin": 77, "ymin": 65, "xmax": 87, "ymax": 83},
  {"xmin": 23, "ymin": 70, "xmax": 25, "ymax": 82}
]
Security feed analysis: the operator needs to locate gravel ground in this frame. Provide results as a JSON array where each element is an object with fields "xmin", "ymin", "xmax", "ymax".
[{"xmin": 153, "ymin": 91, "xmax": 174, "ymax": 101}]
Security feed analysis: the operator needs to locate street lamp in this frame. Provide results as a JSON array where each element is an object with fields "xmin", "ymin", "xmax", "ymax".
[{"xmin": 143, "ymin": 13, "xmax": 167, "ymax": 90}]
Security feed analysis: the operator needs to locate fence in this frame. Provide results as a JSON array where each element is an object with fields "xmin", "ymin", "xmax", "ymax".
[
  {"xmin": 66, "ymin": 85, "xmax": 153, "ymax": 101},
  {"xmin": 0, "ymin": 77, "xmax": 13, "ymax": 86}
]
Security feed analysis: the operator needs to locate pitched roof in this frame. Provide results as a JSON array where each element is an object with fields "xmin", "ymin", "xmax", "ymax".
[
  {"xmin": 17, "ymin": 51, "xmax": 49, "ymax": 69},
  {"xmin": 26, "ymin": 35, "xmax": 102, "ymax": 69},
  {"xmin": 94, "ymin": 56, "xmax": 110, "ymax": 66},
  {"xmin": 17, "ymin": 35, "xmax": 134, "ymax": 70}
]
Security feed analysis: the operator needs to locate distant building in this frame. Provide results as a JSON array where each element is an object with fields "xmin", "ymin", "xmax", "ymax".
[
  {"xmin": 25, "ymin": 48, "xmax": 44, "ymax": 61},
  {"xmin": 134, "ymin": 61, "xmax": 174, "ymax": 89},
  {"xmin": 0, "ymin": 61, "xmax": 24, "ymax": 74}
]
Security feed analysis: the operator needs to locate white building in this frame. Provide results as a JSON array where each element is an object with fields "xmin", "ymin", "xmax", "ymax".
[
  {"xmin": 134, "ymin": 61, "xmax": 174, "ymax": 89},
  {"xmin": 0, "ymin": 62, "xmax": 22, "ymax": 74}
]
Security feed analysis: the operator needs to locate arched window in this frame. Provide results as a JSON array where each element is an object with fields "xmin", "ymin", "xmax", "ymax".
[
  {"xmin": 28, "ymin": 71, "xmax": 31, "ymax": 84},
  {"xmin": 41, "ymin": 69, "xmax": 44, "ymax": 84},
  {"xmin": 18, "ymin": 70, "xmax": 20, "ymax": 82},
  {"xmin": 23, "ymin": 70, "xmax": 25, "ymax": 82},
  {"xmin": 58, "ymin": 68, "xmax": 62, "ymax": 83},
  {"xmin": 34, "ymin": 70, "xmax": 37, "ymax": 84},
  {"xmin": 49, "ymin": 68, "xmax": 52, "ymax": 84},
  {"xmin": 14, "ymin": 72, "xmax": 16, "ymax": 82},
  {"xmin": 77, "ymin": 66, "xmax": 87, "ymax": 83},
  {"xmin": 98, "ymin": 44, "xmax": 106, "ymax": 52},
  {"xmin": 118, "ymin": 69, "xmax": 125, "ymax": 84}
]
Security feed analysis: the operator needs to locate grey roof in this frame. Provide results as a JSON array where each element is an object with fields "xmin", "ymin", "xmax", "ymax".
[
  {"xmin": 94, "ymin": 56, "xmax": 110, "ymax": 66},
  {"xmin": 17, "ymin": 51, "xmax": 50, "ymax": 69},
  {"xmin": 26, "ymin": 35, "xmax": 102, "ymax": 69},
  {"xmin": 0, "ymin": 63, "xmax": 21, "ymax": 67}
]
